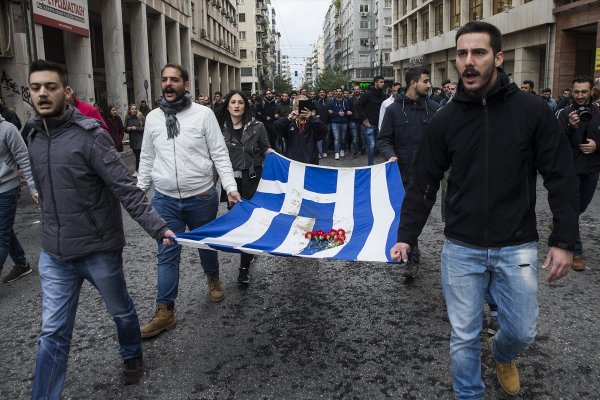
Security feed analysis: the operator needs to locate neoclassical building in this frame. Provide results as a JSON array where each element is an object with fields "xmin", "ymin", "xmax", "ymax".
[{"xmin": 0, "ymin": 0, "xmax": 241, "ymax": 121}]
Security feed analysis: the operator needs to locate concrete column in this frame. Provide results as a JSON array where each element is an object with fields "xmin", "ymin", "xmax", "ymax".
[
  {"xmin": 101, "ymin": 0, "xmax": 128, "ymax": 114},
  {"xmin": 180, "ymin": 27, "xmax": 194, "ymax": 95},
  {"xmin": 235, "ymin": 67, "xmax": 241, "ymax": 90},
  {"xmin": 63, "ymin": 31, "xmax": 95, "ymax": 103},
  {"xmin": 130, "ymin": 2, "xmax": 151, "ymax": 104},
  {"xmin": 34, "ymin": 24, "xmax": 45, "ymax": 59},
  {"xmin": 443, "ymin": 0, "xmax": 450, "ymax": 32},
  {"xmin": 513, "ymin": 47, "xmax": 541, "ymax": 89},
  {"xmin": 428, "ymin": 4, "xmax": 435, "ymax": 39},
  {"xmin": 416, "ymin": 11, "xmax": 422, "ymax": 42},
  {"xmin": 228, "ymin": 65, "xmax": 235, "ymax": 91},
  {"xmin": 460, "ymin": 0, "xmax": 469, "ymax": 26},
  {"xmin": 482, "ymin": 0, "xmax": 491, "ymax": 18},
  {"xmin": 219, "ymin": 63, "xmax": 228, "ymax": 93},
  {"xmin": 210, "ymin": 61, "xmax": 220, "ymax": 95},
  {"xmin": 149, "ymin": 14, "xmax": 167, "ymax": 103},
  {"xmin": 166, "ymin": 21, "xmax": 181, "ymax": 64},
  {"xmin": 199, "ymin": 57, "xmax": 209, "ymax": 96}
]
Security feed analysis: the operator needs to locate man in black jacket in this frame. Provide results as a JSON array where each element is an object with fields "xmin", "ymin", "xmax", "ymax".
[
  {"xmin": 26, "ymin": 60, "xmax": 175, "ymax": 397},
  {"xmin": 313, "ymin": 89, "xmax": 331, "ymax": 158},
  {"xmin": 256, "ymin": 89, "xmax": 278, "ymax": 152},
  {"xmin": 356, "ymin": 76, "xmax": 386, "ymax": 165},
  {"xmin": 0, "ymin": 96, "xmax": 22, "ymax": 131},
  {"xmin": 556, "ymin": 75, "xmax": 600, "ymax": 271},
  {"xmin": 378, "ymin": 66, "xmax": 438, "ymax": 278},
  {"xmin": 390, "ymin": 22, "xmax": 578, "ymax": 399}
]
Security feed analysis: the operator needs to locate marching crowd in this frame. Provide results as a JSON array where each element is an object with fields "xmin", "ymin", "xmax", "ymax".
[{"xmin": 0, "ymin": 20, "xmax": 599, "ymax": 400}]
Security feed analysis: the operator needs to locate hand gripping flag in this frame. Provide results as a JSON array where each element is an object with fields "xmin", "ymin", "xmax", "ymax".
[{"xmin": 176, "ymin": 152, "xmax": 405, "ymax": 262}]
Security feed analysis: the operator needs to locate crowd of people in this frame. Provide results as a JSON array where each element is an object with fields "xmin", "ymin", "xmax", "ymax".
[{"xmin": 1, "ymin": 19, "xmax": 600, "ymax": 400}]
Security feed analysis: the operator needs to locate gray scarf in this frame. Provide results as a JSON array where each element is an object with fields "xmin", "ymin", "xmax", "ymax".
[{"xmin": 159, "ymin": 93, "xmax": 192, "ymax": 139}]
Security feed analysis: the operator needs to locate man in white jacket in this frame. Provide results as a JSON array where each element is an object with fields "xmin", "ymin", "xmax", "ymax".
[{"xmin": 137, "ymin": 63, "xmax": 241, "ymax": 339}]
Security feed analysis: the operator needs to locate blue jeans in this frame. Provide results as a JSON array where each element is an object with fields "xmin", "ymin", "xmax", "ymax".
[
  {"xmin": 151, "ymin": 187, "xmax": 219, "ymax": 305},
  {"xmin": 349, "ymin": 121, "xmax": 363, "ymax": 154},
  {"xmin": 363, "ymin": 125, "xmax": 378, "ymax": 165},
  {"xmin": 574, "ymin": 172, "xmax": 599, "ymax": 256},
  {"xmin": 317, "ymin": 123, "xmax": 331, "ymax": 156},
  {"xmin": 32, "ymin": 250, "xmax": 141, "ymax": 400},
  {"xmin": 0, "ymin": 186, "xmax": 27, "ymax": 274},
  {"xmin": 441, "ymin": 240, "xmax": 538, "ymax": 399},
  {"xmin": 330, "ymin": 123, "xmax": 347, "ymax": 155}
]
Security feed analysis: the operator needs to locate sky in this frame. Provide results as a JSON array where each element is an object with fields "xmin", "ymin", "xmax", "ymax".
[{"xmin": 270, "ymin": 0, "xmax": 331, "ymax": 87}]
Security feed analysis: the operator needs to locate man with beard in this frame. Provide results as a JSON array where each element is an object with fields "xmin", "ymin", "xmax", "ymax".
[
  {"xmin": 256, "ymin": 89, "xmax": 279, "ymax": 152},
  {"xmin": 26, "ymin": 59, "xmax": 175, "ymax": 396},
  {"xmin": 348, "ymin": 85, "xmax": 364, "ymax": 158},
  {"xmin": 556, "ymin": 75, "xmax": 600, "ymax": 271},
  {"xmin": 274, "ymin": 91, "xmax": 292, "ymax": 121},
  {"xmin": 139, "ymin": 99, "xmax": 152, "ymax": 117},
  {"xmin": 378, "ymin": 68, "xmax": 438, "ymax": 278},
  {"xmin": 137, "ymin": 63, "xmax": 241, "ymax": 339},
  {"xmin": 391, "ymin": 21, "xmax": 577, "ymax": 398},
  {"xmin": 327, "ymin": 88, "xmax": 351, "ymax": 160},
  {"xmin": 356, "ymin": 76, "xmax": 386, "ymax": 165}
]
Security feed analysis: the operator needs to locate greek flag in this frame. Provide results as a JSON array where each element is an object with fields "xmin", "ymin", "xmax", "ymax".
[{"xmin": 176, "ymin": 152, "xmax": 404, "ymax": 263}]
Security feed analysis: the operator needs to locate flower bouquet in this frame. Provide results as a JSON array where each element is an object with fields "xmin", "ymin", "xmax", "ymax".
[{"xmin": 304, "ymin": 228, "xmax": 346, "ymax": 252}]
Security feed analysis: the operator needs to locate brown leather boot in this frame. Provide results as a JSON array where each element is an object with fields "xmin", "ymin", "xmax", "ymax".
[
  {"xmin": 207, "ymin": 274, "xmax": 225, "ymax": 303},
  {"xmin": 140, "ymin": 303, "xmax": 176, "ymax": 338}
]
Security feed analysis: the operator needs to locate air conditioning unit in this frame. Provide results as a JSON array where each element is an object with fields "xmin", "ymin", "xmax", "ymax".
[{"xmin": 360, "ymin": 12, "xmax": 368, "ymax": 17}]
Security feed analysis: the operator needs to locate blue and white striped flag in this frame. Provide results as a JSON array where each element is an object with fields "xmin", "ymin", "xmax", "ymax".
[{"xmin": 176, "ymin": 152, "xmax": 404, "ymax": 263}]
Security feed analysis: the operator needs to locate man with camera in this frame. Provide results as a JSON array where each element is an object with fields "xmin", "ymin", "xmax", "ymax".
[{"xmin": 556, "ymin": 75, "xmax": 600, "ymax": 271}]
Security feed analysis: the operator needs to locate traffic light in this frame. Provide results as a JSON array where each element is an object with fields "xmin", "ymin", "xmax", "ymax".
[{"xmin": 294, "ymin": 71, "xmax": 298, "ymax": 77}]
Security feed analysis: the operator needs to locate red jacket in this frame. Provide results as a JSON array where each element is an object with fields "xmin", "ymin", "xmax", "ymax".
[{"xmin": 73, "ymin": 95, "xmax": 108, "ymax": 132}]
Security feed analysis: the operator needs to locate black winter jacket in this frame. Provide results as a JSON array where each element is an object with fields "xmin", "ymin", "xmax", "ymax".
[
  {"xmin": 222, "ymin": 118, "xmax": 270, "ymax": 174},
  {"xmin": 556, "ymin": 102, "xmax": 600, "ymax": 175},
  {"xmin": 397, "ymin": 70, "xmax": 578, "ymax": 250},
  {"xmin": 313, "ymin": 98, "xmax": 331, "ymax": 124},
  {"xmin": 274, "ymin": 116, "xmax": 328, "ymax": 164},
  {"xmin": 356, "ymin": 87, "xmax": 386, "ymax": 125},
  {"xmin": 257, "ymin": 98, "xmax": 277, "ymax": 126},
  {"xmin": 27, "ymin": 107, "xmax": 168, "ymax": 261},
  {"xmin": 378, "ymin": 93, "xmax": 439, "ymax": 186}
]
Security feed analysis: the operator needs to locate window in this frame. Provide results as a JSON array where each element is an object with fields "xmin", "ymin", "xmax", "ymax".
[
  {"xmin": 360, "ymin": 38, "xmax": 370, "ymax": 46},
  {"xmin": 400, "ymin": 21, "xmax": 407, "ymax": 47},
  {"xmin": 241, "ymin": 67, "xmax": 253, "ymax": 76},
  {"xmin": 239, "ymin": 31, "xmax": 246, "ymax": 40},
  {"xmin": 384, "ymin": 0, "xmax": 392, "ymax": 8},
  {"xmin": 237, "ymin": 0, "xmax": 244, "ymax": 3},
  {"xmin": 422, "ymin": 10, "xmax": 429, "ymax": 40},
  {"xmin": 191, "ymin": 2, "xmax": 196, "ymax": 32},
  {"xmin": 492, "ymin": 0, "xmax": 512, "ymax": 15},
  {"xmin": 360, "ymin": 20, "xmax": 369, "ymax": 29},
  {"xmin": 384, "ymin": 35, "xmax": 392, "ymax": 48},
  {"xmin": 239, "ymin": 13, "xmax": 245, "ymax": 22},
  {"xmin": 240, "ymin": 49, "xmax": 247, "ymax": 58},
  {"xmin": 359, "ymin": 54, "xmax": 370, "ymax": 67},
  {"xmin": 410, "ymin": 16, "xmax": 417, "ymax": 44},
  {"xmin": 450, "ymin": 0, "xmax": 461, "ymax": 29},
  {"xmin": 434, "ymin": 2, "xmax": 443, "ymax": 35},
  {"xmin": 469, "ymin": 0, "xmax": 483, "ymax": 21},
  {"xmin": 384, "ymin": 17, "xmax": 392, "ymax": 26},
  {"xmin": 359, "ymin": 4, "xmax": 369, "ymax": 12},
  {"xmin": 384, "ymin": 52, "xmax": 390, "ymax": 63}
]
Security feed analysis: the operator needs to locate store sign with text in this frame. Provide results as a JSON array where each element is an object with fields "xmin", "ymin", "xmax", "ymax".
[{"xmin": 33, "ymin": 0, "xmax": 89, "ymax": 37}]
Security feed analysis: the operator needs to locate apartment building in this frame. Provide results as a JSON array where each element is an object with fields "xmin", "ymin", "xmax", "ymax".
[
  {"xmin": 390, "ymin": 0, "xmax": 557, "ymax": 90},
  {"xmin": 237, "ymin": 0, "xmax": 279, "ymax": 94},
  {"xmin": 322, "ymin": 0, "xmax": 394, "ymax": 88},
  {"xmin": 0, "ymin": 0, "xmax": 241, "ymax": 121}
]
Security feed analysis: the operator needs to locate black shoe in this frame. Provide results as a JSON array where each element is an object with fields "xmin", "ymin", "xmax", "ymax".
[
  {"xmin": 353, "ymin": 152, "xmax": 358, "ymax": 158},
  {"xmin": 237, "ymin": 267, "xmax": 250, "ymax": 284},
  {"xmin": 402, "ymin": 261, "xmax": 420, "ymax": 279},
  {"xmin": 2, "ymin": 263, "xmax": 33, "ymax": 283},
  {"xmin": 487, "ymin": 315, "xmax": 500, "ymax": 336},
  {"xmin": 123, "ymin": 353, "xmax": 144, "ymax": 385}
]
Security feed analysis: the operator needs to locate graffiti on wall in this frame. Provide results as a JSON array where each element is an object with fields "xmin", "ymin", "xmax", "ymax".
[{"xmin": 1, "ymin": 70, "xmax": 34, "ymax": 118}]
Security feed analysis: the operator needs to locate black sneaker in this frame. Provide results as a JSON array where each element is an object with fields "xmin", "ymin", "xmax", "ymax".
[
  {"xmin": 237, "ymin": 267, "xmax": 250, "ymax": 284},
  {"xmin": 487, "ymin": 315, "xmax": 500, "ymax": 336},
  {"xmin": 2, "ymin": 263, "xmax": 33, "ymax": 283},
  {"xmin": 353, "ymin": 152, "xmax": 358, "ymax": 158},
  {"xmin": 402, "ymin": 261, "xmax": 420, "ymax": 279},
  {"xmin": 123, "ymin": 353, "xmax": 144, "ymax": 385}
]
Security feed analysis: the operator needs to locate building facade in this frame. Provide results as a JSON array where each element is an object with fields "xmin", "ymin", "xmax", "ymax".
[
  {"xmin": 0, "ymin": 0, "xmax": 242, "ymax": 122},
  {"xmin": 237, "ymin": 0, "xmax": 279, "ymax": 95},
  {"xmin": 390, "ymin": 0, "xmax": 558, "ymax": 91},
  {"xmin": 322, "ymin": 0, "xmax": 394, "ymax": 88}
]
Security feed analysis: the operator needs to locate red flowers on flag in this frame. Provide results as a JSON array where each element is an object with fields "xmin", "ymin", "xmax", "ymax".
[{"xmin": 305, "ymin": 228, "xmax": 346, "ymax": 250}]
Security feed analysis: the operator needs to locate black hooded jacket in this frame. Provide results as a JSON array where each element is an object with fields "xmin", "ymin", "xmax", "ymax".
[
  {"xmin": 397, "ymin": 70, "xmax": 578, "ymax": 250},
  {"xmin": 378, "ymin": 93, "xmax": 439, "ymax": 186}
]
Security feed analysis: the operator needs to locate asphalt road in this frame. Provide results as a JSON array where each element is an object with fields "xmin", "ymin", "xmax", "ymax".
[{"xmin": 1, "ymin": 150, "xmax": 599, "ymax": 400}]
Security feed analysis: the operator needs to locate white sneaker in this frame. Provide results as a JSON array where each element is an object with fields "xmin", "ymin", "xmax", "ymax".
[
  {"xmin": 335, "ymin": 153, "xmax": 340, "ymax": 160},
  {"xmin": 340, "ymin": 150, "xmax": 345, "ymax": 157},
  {"xmin": 132, "ymin": 171, "xmax": 138, "ymax": 177},
  {"xmin": 318, "ymin": 154, "xmax": 322, "ymax": 159},
  {"xmin": 322, "ymin": 153, "xmax": 328, "ymax": 158}
]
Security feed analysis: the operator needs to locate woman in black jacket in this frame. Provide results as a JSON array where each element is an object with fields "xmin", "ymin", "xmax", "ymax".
[
  {"xmin": 217, "ymin": 90, "xmax": 271, "ymax": 284},
  {"xmin": 124, "ymin": 104, "xmax": 144, "ymax": 177}
]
